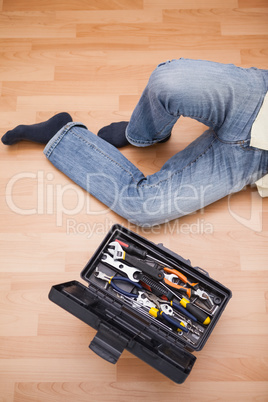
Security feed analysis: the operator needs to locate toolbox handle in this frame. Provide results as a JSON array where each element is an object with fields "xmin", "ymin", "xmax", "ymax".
[{"xmin": 89, "ymin": 322, "xmax": 129, "ymax": 364}]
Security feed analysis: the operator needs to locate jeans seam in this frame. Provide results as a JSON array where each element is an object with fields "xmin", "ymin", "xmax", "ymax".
[
  {"xmin": 139, "ymin": 134, "xmax": 218, "ymax": 189},
  {"xmin": 70, "ymin": 129, "xmax": 140, "ymax": 184},
  {"xmin": 213, "ymin": 130, "xmax": 263, "ymax": 152},
  {"xmin": 239, "ymin": 143, "xmax": 263, "ymax": 153},
  {"xmin": 213, "ymin": 130, "xmax": 244, "ymax": 145}
]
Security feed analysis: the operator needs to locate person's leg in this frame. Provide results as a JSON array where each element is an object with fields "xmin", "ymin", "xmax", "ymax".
[
  {"xmin": 1, "ymin": 113, "xmax": 72, "ymax": 145},
  {"xmin": 44, "ymin": 123, "xmax": 268, "ymax": 226},
  {"xmin": 3, "ymin": 59, "xmax": 267, "ymax": 226},
  {"xmin": 98, "ymin": 59, "xmax": 266, "ymax": 148},
  {"xmin": 126, "ymin": 58, "xmax": 266, "ymax": 146}
]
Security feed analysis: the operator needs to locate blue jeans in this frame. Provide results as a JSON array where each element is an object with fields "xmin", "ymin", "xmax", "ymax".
[{"xmin": 44, "ymin": 59, "xmax": 268, "ymax": 226}]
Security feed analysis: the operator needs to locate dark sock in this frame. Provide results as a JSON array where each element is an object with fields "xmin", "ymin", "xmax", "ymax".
[
  {"xmin": 97, "ymin": 121, "xmax": 129, "ymax": 148},
  {"xmin": 97, "ymin": 121, "xmax": 171, "ymax": 148},
  {"xmin": 1, "ymin": 112, "xmax": 72, "ymax": 145},
  {"xmin": 158, "ymin": 133, "xmax": 171, "ymax": 143}
]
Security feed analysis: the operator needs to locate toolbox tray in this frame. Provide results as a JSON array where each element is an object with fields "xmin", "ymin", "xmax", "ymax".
[{"xmin": 49, "ymin": 224, "xmax": 232, "ymax": 384}]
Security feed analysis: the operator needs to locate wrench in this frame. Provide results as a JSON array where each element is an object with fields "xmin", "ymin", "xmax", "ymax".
[
  {"xmin": 108, "ymin": 241, "xmax": 164, "ymax": 281},
  {"xmin": 101, "ymin": 253, "xmax": 141, "ymax": 282},
  {"xmin": 108, "ymin": 241, "xmax": 126, "ymax": 260},
  {"xmin": 135, "ymin": 291, "xmax": 156, "ymax": 308}
]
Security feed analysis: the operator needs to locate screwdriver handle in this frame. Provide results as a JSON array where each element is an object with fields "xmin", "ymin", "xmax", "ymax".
[
  {"xmin": 180, "ymin": 298, "xmax": 210, "ymax": 325},
  {"xmin": 170, "ymin": 300, "xmax": 197, "ymax": 322},
  {"xmin": 161, "ymin": 312, "xmax": 189, "ymax": 333},
  {"xmin": 149, "ymin": 308, "xmax": 189, "ymax": 333}
]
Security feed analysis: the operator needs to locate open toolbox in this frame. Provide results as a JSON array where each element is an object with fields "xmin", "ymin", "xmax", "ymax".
[{"xmin": 49, "ymin": 224, "xmax": 232, "ymax": 383}]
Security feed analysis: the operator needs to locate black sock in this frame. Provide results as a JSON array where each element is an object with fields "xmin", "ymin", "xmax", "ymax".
[
  {"xmin": 158, "ymin": 133, "xmax": 171, "ymax": 143},
  {"xmin": 1, "ymin": 112, "xmax": 72, "ymax": 145},
  {"xmin": 97, "ymin": 121, "xmax": 129, "ymax": 148},
  {"xmin": 98, "ymin": 121, "xmax": 171, "ymax": 148}
]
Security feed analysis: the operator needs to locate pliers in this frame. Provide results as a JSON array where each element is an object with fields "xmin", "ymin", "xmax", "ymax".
[
  {"xmin": 164, "ymin": 267, "xmax": 213, "ymax": 307},
  {"xmin": 94, "ymin": 268, "xmax": 142, "ymax": 298}
]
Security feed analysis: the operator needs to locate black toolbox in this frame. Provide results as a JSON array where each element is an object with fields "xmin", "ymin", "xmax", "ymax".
[{"xmin": 49, "ymin": 224, "xmax": 232, "ymax": 383}]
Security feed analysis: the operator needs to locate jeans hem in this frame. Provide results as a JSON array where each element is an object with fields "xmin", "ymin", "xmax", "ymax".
[
  {"xmin": 43, "ymin": 122, "xmax": 88, "ymax": 158},
  {"xmin": 126, "ymin": 130, "xmax": 172, "ymax": 147}
]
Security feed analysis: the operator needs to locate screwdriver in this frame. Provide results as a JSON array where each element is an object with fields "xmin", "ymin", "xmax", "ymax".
[
  {"xmin": 149, "ymin": 307, "xmax": 189, "ymax": 333},
  {"xmin": 160, "ymin": 281, "xmax": 211, "ymax": 325},
  {"xmin": 115, "ymin": 239, "xmax": 167, "ymax": 266},
  {"xmin": 179, "ymin": 298, "xmax": 210, "ymax": 325}
]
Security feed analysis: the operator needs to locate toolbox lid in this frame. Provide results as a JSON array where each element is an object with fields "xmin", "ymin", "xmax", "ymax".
[{"xmin": 49, "ymin": 280, "xmax": 196, "ymax": 384}]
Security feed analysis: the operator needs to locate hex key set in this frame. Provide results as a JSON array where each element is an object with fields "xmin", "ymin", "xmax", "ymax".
[{"xmin": 49, "ymin": 224, "xmax": 232, "ymax": 383}]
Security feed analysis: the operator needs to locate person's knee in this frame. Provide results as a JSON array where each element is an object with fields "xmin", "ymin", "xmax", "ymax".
[
  {"xmin": 147, "ymin": 61, "xmax": 187, "ymax": 114},
  {"xmin": 148, "ymin": 64, "xmax": 178, "ymax": 99}
]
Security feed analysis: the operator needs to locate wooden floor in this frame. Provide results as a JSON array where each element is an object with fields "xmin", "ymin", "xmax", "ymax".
[{"xmin": 0, "ymin": 1, "xmax": 268, "ymax": 401}]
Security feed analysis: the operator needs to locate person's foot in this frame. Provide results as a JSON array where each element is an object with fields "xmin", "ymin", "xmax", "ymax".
[
  {"xmin": 97, "ymin": 121, "xmax": 171, "ymax": 148},
  {"xmin": 158, "ymin": 133, "xmax": 171, "ymax": 143},
  {"xmin": 97, "ymin": 121, "xmax": 129, "ymax": 148},
  {"xmin": 1, "ymin": 112, "xmax": 72, "ymax": 145}
]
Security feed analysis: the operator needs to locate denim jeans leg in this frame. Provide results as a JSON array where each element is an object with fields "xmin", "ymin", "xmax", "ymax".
[
  {"xmin": 126, "ymin": 59, "xmax": 267, "ymax": 146},
  {"xmin": 44, "ymin": 60, "xmax": 268, "ymax": 226},
  {"xmin": 44, "ymin": 124, "xmax": 268, "ymax": 226}
]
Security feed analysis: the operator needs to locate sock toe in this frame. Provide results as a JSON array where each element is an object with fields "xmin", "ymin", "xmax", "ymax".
[
  {"xmin": 1, "ymin": 132, "xmax": 10, "ymax": 145},
  {"xmin": 55, "ymin": 112, "xmax": 73, "ymax": 125},
  {"xmin": 1, "ymin": 128, "xmax": 23, "ymax": 145}
]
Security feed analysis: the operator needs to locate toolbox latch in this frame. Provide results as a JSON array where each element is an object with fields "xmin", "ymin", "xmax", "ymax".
[{"xmin": 89, "ymin": 323, "xmax": 129, "ymax": 364}]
